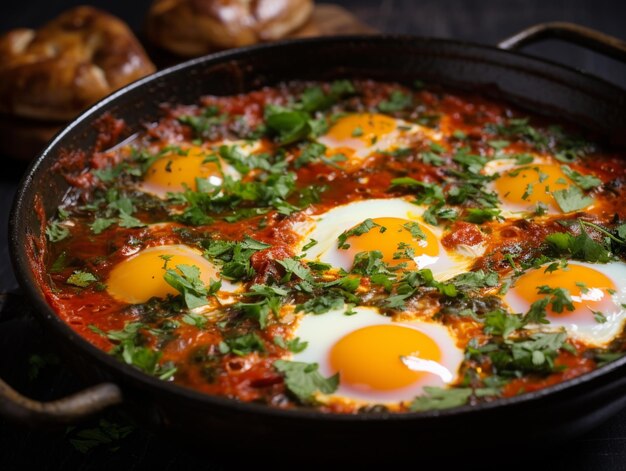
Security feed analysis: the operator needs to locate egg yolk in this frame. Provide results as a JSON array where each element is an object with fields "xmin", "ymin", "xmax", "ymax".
[
  {"xmin": 340, "ymin": 217, "xmax": 439, "ymax": 269},
  {"xmin": 106, "ymin": 245, "xmax": 218, "ymax": 304},
  {"xmin": 508, "ymin": 263, "xmax": 616, "ymax": 324},
  {"xmin": 319, "ymin": 113, "xmax": 399, "ymax": 159},
  {"xmin": 329, "ymin": 324, "xmax": 443, "ymax": 391},
  {"xmin": 494, "ymin": 164, "xmax": 577, "ymax": 212},
  {"xmin": 141, "ymin": 147, "xmax": 222, "ymax": 196}
]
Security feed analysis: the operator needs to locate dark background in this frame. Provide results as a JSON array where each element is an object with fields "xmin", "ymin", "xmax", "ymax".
[{"xmin": 1, "ymin": 1, "xmax": 626, "ymax": 470}]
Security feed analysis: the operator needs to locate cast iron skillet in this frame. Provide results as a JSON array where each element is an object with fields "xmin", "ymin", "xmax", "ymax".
[{"xmin": 4, "ymin": 23, "xmax": 626, "ymax": 453}]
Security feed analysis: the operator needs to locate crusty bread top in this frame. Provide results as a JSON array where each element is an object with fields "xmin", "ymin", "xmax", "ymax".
[
  {"xmin": 0, "ymin": 6, "xmax": 156, "ymax": 122},
  {"xmin": 147, "ymin": 0, "xmax": 314, "ymax": 57}
]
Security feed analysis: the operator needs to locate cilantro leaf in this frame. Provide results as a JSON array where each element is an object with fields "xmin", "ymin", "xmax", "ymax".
[
  {"xmin": 277, "ymin": 258, "xmax": 313, "ymax": 281},
  {"xmin": 182, "ymin": 312, "xmax": 207, "ymax": 329},
  {"xmin": 484, "ymin": 310, "xmax": 524, "ymax": 338},
  {"xmin": 488, "ymin": 140, "xmax": 510, "ymax": 150},
  {"xmin": 240, "ymin": 236, "xmax": 271, "ymax": 250},
  {"xmin": 177, "ymin": 106, "xmax": 226, "ymax": 140},
  {"xmin": 537, "ymin": 285, "xmax": 575, "ymax": 313},
  {"xmin": 483, "ymin": 332, "xmax": 569, "ymax": 374},
  {"xmin": 390, "ymin": 178, "xmax": 445, "ymax": 205},
  {"xmin": 302, "ymin": 239, "xmax": 318, "ymax": 252},
  {"xmin": 337, "ymin": 219, "xmax": 385, "ymax": 249},
  {"xmin": 66, "ymin": 271, "xmax": 97, "ymax": 288},
  {"xmin": 449, "ymin": 270, "xmax": 499, "ymax": 290},
  {"xmin": 89, "ymin": 322, "xmax": 175, "ymax": 378},
  {"xmin": 46, "ymin": 221, "xmax": 70, "ymax": 242},
  {"xmin": 523, "ymin": 297, "xmax": 550, "ymax": 325},
  {"xmin": 297, "ymin": 295, "xmax": 345, "ymax": 315},
  {"xmin": 295, "ymin": 142, "xmax": 327, "ymax": 168},
  {"xmin": 118, "ymin": 211, "xmax": 146, "ymax": 229},
  {"xmin": 221, "ymin": 333, "xmax": 266, "ymax": 356},
  {"xmin": 265, "ymin": 109, "xmax": 311, "ymax": 145},
  {"xmin": 561, "ymin": 165, "xmax": 602, "ymax": 190},
  {"xmin": 546, "ymin": 228, "xmax": 611, "ymax": 263},
  {"xmin": 163, "ymin": 264, "xmax": 217, "ymax": 309},
  {"xmin": 409, "ymin": 387, "xmax": 472, "ymax": 412},
  {"xmin": 298, "ymin": 80, "xmax": 355, "ymax": 113},
  {"xmin": 351, "ymin": 250, "xmax": 395, "ymax": 276},
  {"xmin": 203, "ymin": 238, "xmax": 270, "ymax": 281},
  {"xmin": 236, "ymin": 301, "xmax": 271, "ymax": 329},
  {"xmin": 273, "ymin": 360, "xmax": 339, "ymax": 404},
  {"xmin": 423, "ymin": 203, "xmax": 458, "ymax": 225},
  {"xmin": 91, "ymin": 218, "xmax": 116, "ymax": 234},
  {"xmin": 378, "ymin": 90, "xmax": 412, "ymax": 112},
  {"xmin": 592, "ymin": 310, "xmax": 607, "ymax": 324},
  {"xmin": 553, "ymin": 186, "xmax": 593, "ymax": 213},
  {"xmin": 464, "ymin": 208, "xmax": 501, "ymax": 224},
  {"xmin": 453, "ymin": 149, "xmax": 487, "ymax": 174},
  {"xmin": 273, "ymin": 335, "xmax": 308, "ymax": 353}
]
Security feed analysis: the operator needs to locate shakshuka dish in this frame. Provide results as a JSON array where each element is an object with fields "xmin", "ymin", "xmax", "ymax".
[{"xmin": 39, "ymin": 79, "xmax": 626, "ymax": 413}]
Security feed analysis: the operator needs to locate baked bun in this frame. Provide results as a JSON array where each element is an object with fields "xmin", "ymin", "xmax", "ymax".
[
  {"xmin": 0, "ymin": 6, "xmax": 156, "ymax": 122},
  {"xmin": 146, "ymin": 0, "xmax": 314, "ymax": 57}
]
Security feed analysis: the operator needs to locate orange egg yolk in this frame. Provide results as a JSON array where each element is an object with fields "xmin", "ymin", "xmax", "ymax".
[
  {"xmin": 494, "ymin": 164, "xmax": 576, "ymax": 212},
  {"xmin": 106, "ymin": 245, "xmax": 217, "ymax": 304},
  {"xmin": 320, "ymin": 113, "xmax": 399, "ymax": 159},
  {"xmin": 141, "ymin": 147, "xmax": 222, "ymax": 196},
  {"xmin": 329, "ymin": 324, "xmax": 443, "ymax": 391},
  {"xmin": 509, "ymin": 264, "xmax": 616, "ymax": 324},
  {"xmin": 340, "ymin": 217, "xmax": 439, "ymax": 269}
]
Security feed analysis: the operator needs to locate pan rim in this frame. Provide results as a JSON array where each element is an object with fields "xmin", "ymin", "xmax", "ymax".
[{"xmin": 10, "ymin": 33, "xmax": 626, "ymax": 423}]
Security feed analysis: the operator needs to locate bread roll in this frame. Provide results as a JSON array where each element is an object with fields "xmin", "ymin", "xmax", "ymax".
[
  {"xmin": 146, "ymin": 0, "xmax": 314, "ymax": 57},
  {"xmin": 0, "ymin": 6, "xmax": 156, "ymax": 122}
]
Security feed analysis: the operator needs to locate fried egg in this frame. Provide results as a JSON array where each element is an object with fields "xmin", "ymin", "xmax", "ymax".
[
  {"xmin": 483, "ymin": 156, "xmax": 595, "ymax": 216},
  {"xmin": 139, "ymin": 141, "xmax": 259, "ymax": 197},
  {"xmin": 317, "ymin": 113, "xmax": 442, "ymax": 165},
  {"xmin": 298, "ymin": 198, "xmax": 481, "ymax": 280},
  {"xmin": 106, "ymin": 244, "xmax": 238, "ymax": 305},
  {"xmin": 504, "ymin": 261, "xmax": 626, "ymax": 346},
  {"xmin": 291, "ymin": 306, "xmax": 464, "ymax": 405}
]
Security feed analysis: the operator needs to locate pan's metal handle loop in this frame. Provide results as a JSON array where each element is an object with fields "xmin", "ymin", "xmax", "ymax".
[
  {"xmin": 498, "ymin": 22, "xmax": 626, "ymax": 63},
  {"xmin": 0, "ymin": 376, "xmax": 122, "ymax": 426}
]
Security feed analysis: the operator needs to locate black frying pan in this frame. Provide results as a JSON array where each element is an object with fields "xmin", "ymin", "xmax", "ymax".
[{"xmin": 4, "ymin": 23, "xmax": 626, "ymax": 454}]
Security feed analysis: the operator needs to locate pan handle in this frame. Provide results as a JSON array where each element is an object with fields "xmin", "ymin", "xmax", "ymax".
[
  {"xmin": 0, "ymin": 376, "xmax": 122, "ymax": 426},
  {"xmin": 498, "ymin": 22, "xmax": 626, "ymax": 63}
]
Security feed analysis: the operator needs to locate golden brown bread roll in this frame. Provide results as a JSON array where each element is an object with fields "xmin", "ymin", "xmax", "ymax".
[
  {"xmin": 0, "ymin": 6, "xmax": 156, "ymax": 122},
  {"xmin": 146, "ymin": 0, "xmax": 314, "ymax": 57}
]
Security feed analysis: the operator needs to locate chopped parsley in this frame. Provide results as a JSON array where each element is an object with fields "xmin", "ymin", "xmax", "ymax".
[
  {"xmin": 221, "ymin": 333, "xmax": 266, "ymax": 356},
  {"xmin": 42, "ymin": 80, "xmax": 626, "ymax": 414},
  {"xmin": 546, "ymin": 222, "xmax": 612, "ymax": 263},
  {"xmin": 553, "ymin": 186, "xmax": 594, "ymax": 213},
  {"xmin": 273, "ymin": 360, "xmax": 339, "ymax": 404},
  {"xmin": 410, "ymin": 387, "xmax": 472, "ymax": 412},
  {"xmin": 273, "ymin": 335, "xmax": 308, "ymax": 353},
  {"xmin": 378, "ymin": 90, "xmax": 413, "ymax": 112},
  {"xmin": 337, "ymin": 219, "xmax": 385, "ymax": 249},
  {"xmin": 561, "ymin": 165, "xmax": 602, "ymax": 190},
  {"xmin": 66, "ymin": 271, "xmax": 97, "ymax": 288},
  {"xmin": 45, "ymin": 220, "xmax": 70, "ymax": 242},
  {"xmin": 163, "ymin": 264, "xmax": 220, "ymax": 309},
  {"xmin": 89, "ymin": 322, "xmax": 176, "ymax": 379}
]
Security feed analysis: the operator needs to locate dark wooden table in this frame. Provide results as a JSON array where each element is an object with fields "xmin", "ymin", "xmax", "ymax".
[{"xmin": 1, "ymin": 1, "xmax": 626, "ymax": 469}]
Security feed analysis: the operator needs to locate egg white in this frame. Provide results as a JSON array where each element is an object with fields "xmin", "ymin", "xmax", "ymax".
[
  {"xmin": 297, "ymin": 197, "xmax": 482, "ymax": 281},
  {"xmin": 291, "ymin": 306, "xmax": 464, "ymax": 405},
  {"xmin": 317, "ymin": 113, "xmax": 443, "ymax": 166},
  {"xmin": 138, "ymin": 140, "xmax": 261, "ymax": 198},
  {"xmin": 504, "ymin": 261, "xmax": 626, "ymax": 346},
  {"xmin": 106, "ymin": 242, "xmax": 240, "ymax": 309},
  {"xmin": 482, "ymin": 155, "xmax": 598, "ymax": 217}
]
